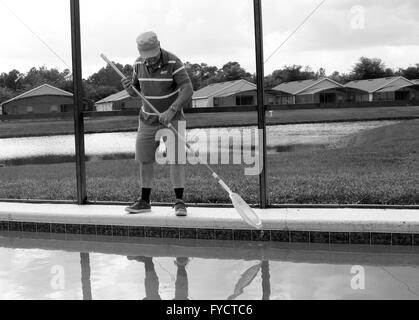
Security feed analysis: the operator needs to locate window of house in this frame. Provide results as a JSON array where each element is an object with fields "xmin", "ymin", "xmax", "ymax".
[
  {"xmin": 50, "ymin": 105, "xmax": 59, "ymax": 113},
  {"xmin": 236, "ymin": 95, "xmax": 254, "ymax": 106},
  {"xmin": 26, "ymin": 106, "xmax": 33, "ymax": 113}
]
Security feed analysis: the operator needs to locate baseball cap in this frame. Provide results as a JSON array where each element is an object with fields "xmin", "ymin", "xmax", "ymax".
[{"xmin": 136, "ymin": 31, "xmax": 161, "ymax": 59}]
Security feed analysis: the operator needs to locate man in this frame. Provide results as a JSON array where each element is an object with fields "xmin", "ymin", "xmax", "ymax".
[{"xmin": 122, "ymin": 31, "xmax": 193, "ymax": 216}]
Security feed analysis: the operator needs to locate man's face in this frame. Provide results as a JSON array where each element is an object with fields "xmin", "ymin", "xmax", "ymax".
[{"xmin": 140, "ymin": 49, "xmax": 161, "ymax": 67}]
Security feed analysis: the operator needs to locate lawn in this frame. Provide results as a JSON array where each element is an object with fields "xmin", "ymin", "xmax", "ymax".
[
  {"xmin": 1, "ymin": 119, "xmax": 418, "ymax": 205},
  {"xmin": 1, "ymin": 105, "xmax": 419, "ymax": 139}
]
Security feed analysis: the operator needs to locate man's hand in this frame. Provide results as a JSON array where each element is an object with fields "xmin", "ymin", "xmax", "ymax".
[
  {"xmin": 121, "ymin": 77, "xmax": 137, "ymax": 97},
  {"xmin": 121, "ymin": 77, "xmax": 132, "ymax": 90},
  {"xmin": 159, "ymin": 108, "xmax": 177, "ymax": 126}
]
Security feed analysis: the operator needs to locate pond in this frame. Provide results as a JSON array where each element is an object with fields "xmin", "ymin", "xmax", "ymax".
[{"xmin": 0, "ymin": 120, "xmax": 399, "ymax": 162}]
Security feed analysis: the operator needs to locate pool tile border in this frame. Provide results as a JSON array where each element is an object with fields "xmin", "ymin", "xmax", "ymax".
[{"xmin": 1, "ymin": 220, "xmax": 419, "ymax": 246}]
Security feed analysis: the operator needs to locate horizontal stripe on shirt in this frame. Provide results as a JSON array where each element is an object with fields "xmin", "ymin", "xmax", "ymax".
[
  {"xmin": 143, "ymin": 88, "xmax": 180, "ymax": 100},
  {"xmin": 138, "ymin": 78, "xmax": 173, "ymax": 82}
]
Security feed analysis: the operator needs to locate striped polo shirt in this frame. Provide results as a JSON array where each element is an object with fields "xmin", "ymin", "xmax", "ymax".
[{"xmin": 132, "ymin": 48, "xmax": 191, "ymax": 125}]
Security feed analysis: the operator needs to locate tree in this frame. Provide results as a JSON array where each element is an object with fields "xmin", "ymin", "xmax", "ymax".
[
  {"xmin": 0, "ymin": 87, "xmax": 14, "ymax": 104},
  {"xmin": 350, "ymin": 57, "xmax": 394, "ymax": 80},
  {"xmin": 87, "ymin": 63, "xmax": 128, "ymax": 89},
  {"xmin": 219, "ymin": 62, "xmax": 252, "ymax": 82},
  {"xmin": 399, "ymin": 64, "xmax": 419, "ymax": 80},
  {"xmin": 1, "ymin": 69, "xmax": 24, "ymax": 91},
  {"xmin": 264, "ymin": 65, "xmax": 316, "ymax": 88},
  {"xmin": 329, "ymin": 71, "xmax": 351, "ymax": 84},
  {"xmin": 316, "ymin": 68, "xmax": 326, "ymax": 78},
  {"xmin": 185, "ymin": 62, "xmax": 220, "ymax": 90}
]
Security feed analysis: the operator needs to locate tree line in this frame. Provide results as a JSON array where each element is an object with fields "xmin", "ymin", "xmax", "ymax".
[{"xmin": 1, "ymin": 57, "xmax": 419, "ymax": 104}]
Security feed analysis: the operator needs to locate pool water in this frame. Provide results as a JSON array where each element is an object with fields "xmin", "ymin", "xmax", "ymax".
[{"xmin": 1, "ymin": 235, "xmax": 419, "ymax": 300}]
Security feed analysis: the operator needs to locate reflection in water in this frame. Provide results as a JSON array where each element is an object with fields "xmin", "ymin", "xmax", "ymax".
[
  {"xmin": 124, "ymin": 256, "xmax": 270, "ymax": 300},
  {"xmin": 80, "ymin": 253, "xmax": 92, "ymax": 300},
  {"xmin": 228, "ymin": 262, "xmax": 261, "ymax": 300},
  {"xmin": 227, "ymin": 260, "xmax": 271, "ymax": 300},
  {"xmin": 261, "ymin": 261, "xmax": 271, "ymax": 300},
  {"xmin": 174, "ymin": 257, "xmax": 189, "ymax": 300},
  {"xmin": 1, "ymin": 240, "xmax": 419, "ymax": 300},
  {"xmin": 127, "ymin": 256, "xmax": 190, "ymax": 300}
]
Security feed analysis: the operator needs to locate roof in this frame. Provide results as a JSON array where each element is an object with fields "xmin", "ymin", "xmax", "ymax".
[
  {"xmin": 1, "ymin": 84, "xmax": 72, "ymax": 106},
  {"xmin": 272, "ymin": 78, "xmax": 343, "ymax": 95},
  {"xmin": 345, "ymin": 76, "xmax": 414, "ymax": 93},
  {"xmin": 412, "ymin": 79, "xmax": 419, "ymax": 85},
  {"xmin": 95, "ymin": 90, "xmax": 133, "ymax": 104},
  {"xmin": 192, "ymin": 79, "xmax": 256, "ymax": 99}
]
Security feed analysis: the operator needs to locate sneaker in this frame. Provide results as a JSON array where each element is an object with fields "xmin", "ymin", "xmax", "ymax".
[
  {"xmin": 125, "ymin": 198, "xmax": 151, "ymax": 214},
  {"xmin": 174, "ymin": 199, "xmax": 187, "ymax": 217}
]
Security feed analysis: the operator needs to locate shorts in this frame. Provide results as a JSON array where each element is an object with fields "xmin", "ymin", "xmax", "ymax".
[{"xmin": 135, "ymin": 119, "xmax": 187, "ymax": 165}]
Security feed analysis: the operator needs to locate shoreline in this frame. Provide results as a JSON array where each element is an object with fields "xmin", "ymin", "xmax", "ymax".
[{"xmin": 0, "ymin": 115, "xmax": 416, "ymax": 140}]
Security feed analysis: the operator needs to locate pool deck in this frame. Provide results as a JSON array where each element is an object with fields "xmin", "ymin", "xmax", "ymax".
[{"xmin": 1, "ymin": 202, "xmax": 419, "ymax": 245}]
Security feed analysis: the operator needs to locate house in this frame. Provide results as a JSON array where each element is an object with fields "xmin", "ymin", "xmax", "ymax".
[
  {"xmin": 192, "ymin": 79, "xmax": 279, "ymax": 108},
  {"xmin": 344, "ymin": 76, "xmax": 419, "ymax": 102},
  {"xmin": 272, "ymin": 78, "xmax": 345, "ymax": 105},
  {"xmin": 0, "ymin": 84, "xmax": 91, "ymax": 115},
  {"xmin": 95, "ymin": 90, "xmax": 141, "ymax": 112},
  {"xmin": 193, "ymin": 79, "xmax": 257, "ymax": 108}
]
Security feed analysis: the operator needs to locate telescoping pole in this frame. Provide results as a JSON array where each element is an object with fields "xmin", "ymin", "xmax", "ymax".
[
  {"xmin": 70, "ymin": 0, "xmax": 87, "ymax": 204},
  {"xmin": 253, "ymin": 0, "xmax": 268, "ymax": 208}
]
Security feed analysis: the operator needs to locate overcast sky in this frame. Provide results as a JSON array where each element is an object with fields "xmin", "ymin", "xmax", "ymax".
[{"xmin": 1, "ymin": 0, "xmax": 419, "ymax": 78}]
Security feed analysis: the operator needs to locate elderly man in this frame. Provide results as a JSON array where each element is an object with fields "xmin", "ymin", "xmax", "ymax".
[{"xmin": 122, "ymin": 31, "xmax": 193, "ymax": 216}]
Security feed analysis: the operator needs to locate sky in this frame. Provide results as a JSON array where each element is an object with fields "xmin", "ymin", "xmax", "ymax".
[{"xmin": 1, "ymin": 0, "xmax": 419, "ymax": 78}]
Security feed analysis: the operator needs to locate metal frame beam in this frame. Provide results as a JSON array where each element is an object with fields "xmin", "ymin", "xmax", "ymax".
[
  {"xmin": 253, "ymin": 0, "xmax": 268, "ymax": 208},
  {"xmin": 70, "ymin": 0, "xmax": 87, "ymax": 204}
]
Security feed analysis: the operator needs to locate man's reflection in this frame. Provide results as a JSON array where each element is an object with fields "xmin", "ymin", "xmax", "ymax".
[
  {"xmin": 127, "ymin": 256, "xmax": 190, "ymax": 300},
  {"xmin": 174, "ymin": 257, "xmax": 189, "ymax": 300},
  {"xmin": 127, "ymin": 256, "xmax": 161, "ymax": 300}
]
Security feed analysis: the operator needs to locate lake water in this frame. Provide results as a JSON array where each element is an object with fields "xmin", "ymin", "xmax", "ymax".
[{"xmin": 0, "ymin": 121, "xmax": 398, "ymax": 161}]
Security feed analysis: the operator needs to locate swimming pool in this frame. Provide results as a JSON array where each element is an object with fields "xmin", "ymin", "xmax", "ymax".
[{"xmin": 1, "ymin": 232, "xmax": 419, "ymax": 300}]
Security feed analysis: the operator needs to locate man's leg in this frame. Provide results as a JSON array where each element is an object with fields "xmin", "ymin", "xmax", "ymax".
[
  {"xmin": 139, "ymin": 161, "xmax": 153, "ymax": 203},
  {"xmin": 125, "ymin": 122, "xmax": 158, "ymax": 214},
  {"xmin": 170, "ymin": 164, "xmax": 185, "ymax": 193},
  {"xmin": 170, "ymin": 120, "xmax": 187, "ymax": 216},
  {"xmin": 170, "ymin": 120, "xmax": 186, "ymax": 197}
]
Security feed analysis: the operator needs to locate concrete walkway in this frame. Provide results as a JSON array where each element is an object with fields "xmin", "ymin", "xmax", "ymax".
[{"xmin": 1, "ymin": 202, "xmax": 419, "ymax": 233}]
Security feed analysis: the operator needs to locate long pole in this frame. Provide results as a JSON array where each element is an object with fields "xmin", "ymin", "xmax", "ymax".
[
  {"xmin": 70, "ymin": 0, "xmax": 87, "ymax": 204},
  {"xmin": 253, "ymin": 0, "xmax": 268, "ymax": 208}
]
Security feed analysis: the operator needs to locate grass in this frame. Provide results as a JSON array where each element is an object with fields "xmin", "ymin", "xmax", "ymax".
[
  {"xmin": 1, "ymin": 119, "xmax": 419, "ymax": 205},
  {"xmin": 1, "ymin": 105, "xmax": 419, "ymax": 138}
]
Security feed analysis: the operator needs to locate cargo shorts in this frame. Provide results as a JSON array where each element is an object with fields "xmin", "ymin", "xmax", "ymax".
[{"xmin": 135, "ymin": 119, "xmax": 187, "ymax": 165}]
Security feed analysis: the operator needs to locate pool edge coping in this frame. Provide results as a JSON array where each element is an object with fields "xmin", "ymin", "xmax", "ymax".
[{"xmin": 1, "ymin": 202, "xmax": 419, "ymax": 246}]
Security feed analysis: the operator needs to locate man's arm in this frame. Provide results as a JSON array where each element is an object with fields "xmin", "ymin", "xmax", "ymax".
[
  {"xmin": 171, "ymin": 82, "xmax": 193, "ymax": 112},
  {"xmin": 158, "ymin": 82, "xmax": 192, "ymax": 126},
  {"xmin": 121, "ymin": 63, "xmax": 141, "ymax": 97}
]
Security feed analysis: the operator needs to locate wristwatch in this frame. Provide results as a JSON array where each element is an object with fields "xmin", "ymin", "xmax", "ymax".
[{"xmin": 170, "ymin": 105, "xmax": 178, "ymax": 112}]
